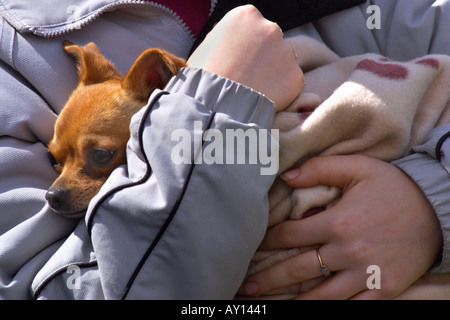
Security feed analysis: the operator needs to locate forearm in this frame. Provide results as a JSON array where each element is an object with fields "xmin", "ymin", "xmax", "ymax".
[{"xmin": 87, "ymin": 67, "xmax": 277, "ymax": 299}]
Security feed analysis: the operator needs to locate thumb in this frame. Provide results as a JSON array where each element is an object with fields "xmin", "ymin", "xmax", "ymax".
[{"xmin": 280, "ymin": 155, "xmax": 368, "ymax": 189}]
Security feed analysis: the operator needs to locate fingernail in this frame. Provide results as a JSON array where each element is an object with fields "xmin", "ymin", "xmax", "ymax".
[
  {"xmin": 245, "ymin": 281, "xmax": 259, "ymax": 296},
  {"xmin": 281, "ymin": 168, "xmax": 300, "ymax": 181}
]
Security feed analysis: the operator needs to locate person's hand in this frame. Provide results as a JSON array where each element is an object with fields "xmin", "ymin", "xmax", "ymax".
[
  {"xmin": 244, "ymin": 155, "xmax": 443, "ymax": 299},
  {"xmin": 187, "ymin": 5, "xmax": 304, "ymax": 111}
]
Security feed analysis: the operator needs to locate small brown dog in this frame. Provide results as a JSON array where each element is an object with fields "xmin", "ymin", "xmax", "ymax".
[{"xmin": 46, "ymin": 41, "xmax": 185, "ymax": 217}]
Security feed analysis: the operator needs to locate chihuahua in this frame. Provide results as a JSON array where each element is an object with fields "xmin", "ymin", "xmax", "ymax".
[{"xmin": 46, "ymin": 41, "xmax": 185, "ymax": 217}]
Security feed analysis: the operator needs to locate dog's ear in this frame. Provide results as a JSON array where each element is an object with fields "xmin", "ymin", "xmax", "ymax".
[
  {"xmin": 122, "ymin": 48, "xmax": 185, "ymax": 101},
  {"xmin": 63, "ymin": 40, "xmax": 122, "ymax": 86}
]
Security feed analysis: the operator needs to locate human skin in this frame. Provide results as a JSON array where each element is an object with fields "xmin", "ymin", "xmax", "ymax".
[
  {"xmin": 187, "ymin": 5, "xmax": 304, "ymax": 112},
  {"xmin": 244, "ymin": 155, "xmax": 443, "ymax": 299}
]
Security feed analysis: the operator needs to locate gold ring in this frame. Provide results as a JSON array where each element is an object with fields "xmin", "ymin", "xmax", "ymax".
[{"xmin": 316, "ymin": 248, "xmax": 331, "ymax": 277}]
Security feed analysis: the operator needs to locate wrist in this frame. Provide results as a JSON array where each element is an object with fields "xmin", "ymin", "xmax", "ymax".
[{"xmin": 164, "ymin": 67, "xmax": 276, "ymax": 127}]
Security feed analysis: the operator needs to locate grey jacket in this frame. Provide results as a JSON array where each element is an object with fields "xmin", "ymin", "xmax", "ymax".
[
  {"xmin": 0, "ymin": 0, "xmax": 275, "ymax": 299},
  {"xmin": 32, "ymin": 69, "xmax": 276, "ymax": 300},
  {"xmin": 1, "ymin": 0, "xmax": 450, "ymax": 300},
  {"xmin": 394, "ymin": 125, "xmax": 450, "ymax": 274}
]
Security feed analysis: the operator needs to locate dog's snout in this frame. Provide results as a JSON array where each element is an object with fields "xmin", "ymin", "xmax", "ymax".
[{"xmin": 46, "ymin": 188, "xmax": 70, "ymax": 211}]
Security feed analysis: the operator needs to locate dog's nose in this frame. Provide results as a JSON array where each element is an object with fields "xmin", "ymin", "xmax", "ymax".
[{"xmin": 46, "ymin": 188, "xmax": 70, "ymax": 211}]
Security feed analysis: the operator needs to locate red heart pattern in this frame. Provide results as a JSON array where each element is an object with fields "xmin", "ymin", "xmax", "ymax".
[
  {"xmin": 356, "ymin": 59, "xmax": 409, "ymax": 80},
  {"xmin": 415, "ymin": 57, "xmax": 440, "ymax": 69}
]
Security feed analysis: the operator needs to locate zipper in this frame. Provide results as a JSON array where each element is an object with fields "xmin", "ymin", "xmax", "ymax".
[{"xmin": 31, "ymin": 0, "xmax": 203, "ymax": 41}]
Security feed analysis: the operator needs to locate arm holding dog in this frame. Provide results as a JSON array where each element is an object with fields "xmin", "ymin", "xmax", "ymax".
[
  {"xmin": 36, "ymin": 6, "xmax": 302, "ymax": 299},
  {"xmin": 0, "ymin": 4, "xmax": 301, "ymax": 299}
]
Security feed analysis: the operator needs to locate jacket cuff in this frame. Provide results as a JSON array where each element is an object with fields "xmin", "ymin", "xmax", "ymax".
[
  {"xmin": 164, "ymin": 67, "xmax": 276, "ymax": 129},
  {"xmin": 393, "ymin": 136, "xmax": 450, "ymax": 274}
]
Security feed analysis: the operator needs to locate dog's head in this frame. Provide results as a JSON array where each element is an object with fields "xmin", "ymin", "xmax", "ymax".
[{"xmin": 46, "ymin": 41, "xmax": 185, "ymax": 217}]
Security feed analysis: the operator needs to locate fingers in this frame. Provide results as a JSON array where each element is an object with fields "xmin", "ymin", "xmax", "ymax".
[
  {"xmin": 260, "ymin": 209, "xmax": 332, "ymax": 250},
  {"xmin": 294, "ymin": 270, "xmax": 368, "ymax": 300},
  {"xmin": 281, "ymin": 155, "xmax": 372, "ymax": 189},
  {"xmin": 253, "ymin": 155, "xmax": 434, "ymax": 300},
  {"xmin": 244, "ymin": 249, "xmax": 321, "ymax": 296},
  {"xmin": 244, "ymin": 245, "xmax": 345, "ymax": 296}
]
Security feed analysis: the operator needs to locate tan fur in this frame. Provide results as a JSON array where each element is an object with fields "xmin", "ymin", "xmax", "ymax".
[{"xmin": 46, "ymin": 41, "xmax": 185, "ymax": 217}]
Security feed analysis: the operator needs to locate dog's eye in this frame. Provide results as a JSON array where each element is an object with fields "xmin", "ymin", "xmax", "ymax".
[
  {"xmin": 48, "ymin": 152, "xmax": 57, "ymax": 166},
  {"xmin": 48, "ymin": 152, "xmax": 62, "ymax": 173},
  {"xmin": 90, "ymin": 149, "xmax": 115, "ymax": 167}
]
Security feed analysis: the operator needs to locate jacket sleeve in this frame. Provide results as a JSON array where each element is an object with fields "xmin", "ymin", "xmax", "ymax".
[
  {"xmin": 393, "ymin": 124, "xmax": 450, "ymax": 274},
  {"xmin": 86, "ymin": 67, "xmax": 277, "ymax": 299}
]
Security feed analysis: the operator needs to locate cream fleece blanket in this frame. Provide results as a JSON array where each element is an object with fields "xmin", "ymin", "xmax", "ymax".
[{"xmin": 243, "ymin": 35, "xmax": 450, "ymax": 299}]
